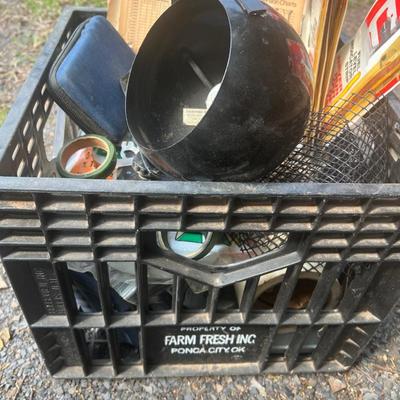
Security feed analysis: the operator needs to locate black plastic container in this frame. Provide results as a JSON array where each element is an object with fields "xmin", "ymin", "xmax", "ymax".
[
  {"xmin": 1, "ymin": 8, "xmax": 400, "ymax": 379},
  {"xmin": 126, "ymin": 0, "xmax": 311, "ymax": 181}
]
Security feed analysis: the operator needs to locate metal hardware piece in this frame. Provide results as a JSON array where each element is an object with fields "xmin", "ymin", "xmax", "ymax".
[{"xmin": 235, "ymin": 0, "xmax": 267, "ymax": 15}]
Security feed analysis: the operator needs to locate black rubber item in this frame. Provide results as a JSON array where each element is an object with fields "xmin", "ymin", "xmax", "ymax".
[{"xmin": 126, "ymin": 0, "xmax": 312, "ymax": 181}]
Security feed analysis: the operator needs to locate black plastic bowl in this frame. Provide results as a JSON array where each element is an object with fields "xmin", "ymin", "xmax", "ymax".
[{"xmin": 126, "ymin": 0, "xmax": 312, "ymax": 182}]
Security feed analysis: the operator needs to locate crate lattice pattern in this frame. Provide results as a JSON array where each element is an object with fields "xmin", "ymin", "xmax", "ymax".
[{"xmin": 0, "ymin": 9, "xmax": 400, "ymax": 378}]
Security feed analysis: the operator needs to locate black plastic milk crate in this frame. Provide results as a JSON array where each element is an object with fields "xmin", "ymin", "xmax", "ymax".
[{"xmin": 1, "ymin": 8, "xmax": 400, "ymax": 379}]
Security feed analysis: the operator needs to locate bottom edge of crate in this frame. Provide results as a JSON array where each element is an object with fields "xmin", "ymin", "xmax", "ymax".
[{"xmin": 53, "ymin": 360, "xmax": 349, "ymax": 379}]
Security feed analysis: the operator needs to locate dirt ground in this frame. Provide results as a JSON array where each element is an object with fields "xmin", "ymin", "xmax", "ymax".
[{"xmin": 1, "ymin": 1, "xmax": 399, "ymax": 399}]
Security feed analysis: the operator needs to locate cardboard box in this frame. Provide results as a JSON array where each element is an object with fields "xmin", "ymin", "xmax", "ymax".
[
  {"xmin": 108, "ymin": 0, "xmax": 171, "ymax": 53},
  {"xmin": 262, "ymin": 0, "xmax": 306, "ymax": 34}
]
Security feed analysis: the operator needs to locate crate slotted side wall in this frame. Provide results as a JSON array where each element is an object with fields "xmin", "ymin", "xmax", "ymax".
[{"xmin": 1, "ymin": 8, "xmax": 400, "ymax": 378}]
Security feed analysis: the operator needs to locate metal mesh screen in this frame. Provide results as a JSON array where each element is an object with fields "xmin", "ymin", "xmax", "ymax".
[
  {"xmin": 231, "ymin": 95, "xmax": 390, "ymax": 256},
  {"xmin": 268, "ymin": 95, "xmax": 389, "ymax": 184}
]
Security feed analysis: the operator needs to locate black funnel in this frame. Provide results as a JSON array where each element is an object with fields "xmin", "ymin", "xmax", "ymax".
[{"xmin": 126, "ymin": 0, "xmax": 312, "ymax": 181}]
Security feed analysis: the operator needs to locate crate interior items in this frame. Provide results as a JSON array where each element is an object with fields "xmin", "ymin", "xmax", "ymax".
[{"xmin": 1, "ymin": 9, "xmax": 400, "ymax": 378}]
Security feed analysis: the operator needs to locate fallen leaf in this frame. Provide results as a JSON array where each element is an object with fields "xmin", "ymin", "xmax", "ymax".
[
  {"xmin": 328, "ymin": 377, "xmax": 347, "ymax": 394},
  {"xmin": 0, "ymin": 274, "xmax": 8, "ymax": 290},
  {"xmin": 0, "ymin": 328, "xmax": 11, "ymax": 350}
]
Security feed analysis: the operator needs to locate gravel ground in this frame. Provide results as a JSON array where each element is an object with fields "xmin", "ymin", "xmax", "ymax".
[{"xmin": 1, "ymin": 1, "xmax": 400, "ymax": 399}]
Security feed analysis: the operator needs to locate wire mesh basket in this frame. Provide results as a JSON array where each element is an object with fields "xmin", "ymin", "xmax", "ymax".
[
  {"xmin": 230, "ymin": 94, "xmax": 390, "ymax": 257},
  {"xmin": 268, "ymin": 94, "xmax": 389, "ymax": 184}
]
